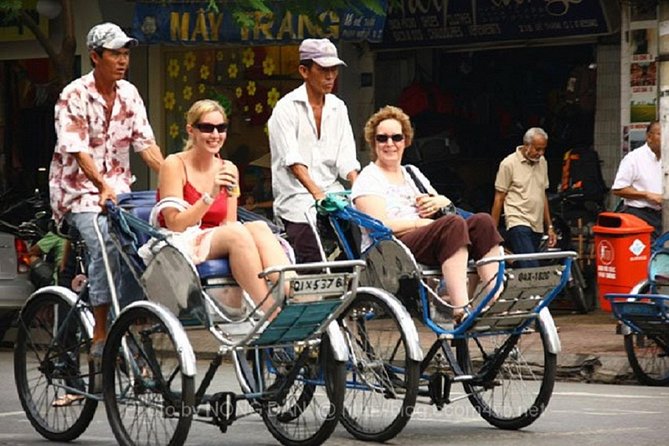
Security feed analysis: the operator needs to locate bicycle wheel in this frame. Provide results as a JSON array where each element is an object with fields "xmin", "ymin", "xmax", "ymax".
[
  {"xmin": 624, "ymin": 333, "xmax": 669, "ymax": 386},
  {"xmin": 337, "ymin": 292, "xmax": 419, "ymax": 442},
  {"xmin": 566, "ymin": 262, "xmax": 589, "ymax": 314},
  {"xmin": 14, "ymin": 292, "xmax": 98, "ymax": 441},
  {"xmin": 103, "ymin": 306, "xmax": 194, "ymax": 446},
  {"xmin": 241, "ymin": 337, "xmax": 345, "ymax": 446},
  {"xmin": 456, "ymin": 320, "xmax": 557, "ymax": 429}
]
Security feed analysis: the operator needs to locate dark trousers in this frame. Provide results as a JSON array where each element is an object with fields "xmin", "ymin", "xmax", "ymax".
[
  {"xmin": 621, "ymin": 205, "xmax": 662, "ymax": 243},
  {"xmin": 281, "ymin": 219, "xmax": 323, "ymax": 264},
  {"xmin": 506, "ymin": 225, "xmax": 543, "ymax": 268}
]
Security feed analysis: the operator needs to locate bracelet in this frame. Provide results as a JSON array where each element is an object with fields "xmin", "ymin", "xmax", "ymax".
[{"xmin": 202, "ymin": 192, "xmax": 214, "ymax": 205}]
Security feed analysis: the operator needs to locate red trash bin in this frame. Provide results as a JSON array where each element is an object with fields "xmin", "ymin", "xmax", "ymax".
[{"xmin": 593, "ymin": 212, "xmax": 653, "ymax": 311}]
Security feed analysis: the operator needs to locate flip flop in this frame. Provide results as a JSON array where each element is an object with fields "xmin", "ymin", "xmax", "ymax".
[{"xmin": 52, "ymin": 393, "xmax": 85, "ymax": 407}]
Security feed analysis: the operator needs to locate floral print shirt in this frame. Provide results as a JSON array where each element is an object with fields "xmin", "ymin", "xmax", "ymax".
[{"xmin": 48, "ymin": 71, "xmax": 156, "ymax": 222}]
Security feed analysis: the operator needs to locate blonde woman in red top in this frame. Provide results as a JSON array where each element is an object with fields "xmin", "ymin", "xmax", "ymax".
[{"xmin": 157, "ymin": 99, "xmax": 290, "ymax": 315}]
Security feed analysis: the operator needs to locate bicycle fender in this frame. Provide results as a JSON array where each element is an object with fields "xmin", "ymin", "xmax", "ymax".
[
  {"xmin": 326, "ymin": 321, "xmax": 349, "ymax": 362},
  {"xmin": 24, "ymin": 286, "xmax": 94, "ymax": 339},
  {"xmin": 356, "ymin": 286, "xmax": 424, "ymax": 362},
  {"xmin": 628, "ymin": 279, "xmax": 649, "ymax": 295},
  {"xmin": 538, "ymin": 307, "xmax": 561, "ymax": 354},
  {"xmin": 120, "ymin": 301, "xmax": 197, "ymax": 377}
]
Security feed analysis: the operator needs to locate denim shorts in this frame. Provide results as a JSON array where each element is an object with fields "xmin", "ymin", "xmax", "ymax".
[{"xmin": 66, "ymin": 212, "xmax": 142, "ymax": 308}]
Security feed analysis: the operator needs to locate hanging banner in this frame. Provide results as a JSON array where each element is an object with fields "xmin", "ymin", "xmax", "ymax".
[
  {"xmin": 379, "ymin": 0, "xmax": 611, "ymax": 48},
  {"xmin": 132, "ymin": 1, "xmax": 386, "ymax": 45}
]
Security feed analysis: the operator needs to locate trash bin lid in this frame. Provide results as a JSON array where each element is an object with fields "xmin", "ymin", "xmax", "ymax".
[{"xmin": 593, "ymin": 212, "xmax": 654, "ymax": 235}]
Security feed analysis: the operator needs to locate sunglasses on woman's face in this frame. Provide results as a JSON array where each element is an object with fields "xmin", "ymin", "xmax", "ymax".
[
  {"xmin": 375, "ymin": 134, "xmax": 404, "ymax": 143},
  {"xmin": 194, "ymin": 122, "xmax": 228, "ymax": 133}
]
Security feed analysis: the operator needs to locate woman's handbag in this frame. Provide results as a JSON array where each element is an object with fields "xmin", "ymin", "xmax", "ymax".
[{"xmin": 405, "ymin": 165, "xmax": 456, "ymax": 217}]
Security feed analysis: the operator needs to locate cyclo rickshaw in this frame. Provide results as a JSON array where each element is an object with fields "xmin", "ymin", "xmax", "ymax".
[
  {"xmin": 13, "ymin": 192, "xmax": 405, "ymax": 446},
  {"xmin": 310, "ymin": 193, "xmax": 576, "ymax": 441},
  {"xmin": 606, "ymin": 231, "xmax": 669, "ymax": 386}
]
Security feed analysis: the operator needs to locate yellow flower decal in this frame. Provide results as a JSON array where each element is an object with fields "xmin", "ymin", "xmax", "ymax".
[
  {"xmin": 255, "ymin": 103, "xmax": 263, "ymax": 114},
  {"xmin": 216, "ymin": 51, "xmax": 224, "ymax": 61},
  {"xmin": 228, "ymin": 63, "xmax": 238, "ymax": 79},
  {"xmin": 200, "ymin": 64, "xmax": 210, "ymax": 80},
  {"xmin": 184, "ymin": 51, "xmax": 196, "ymax": 71},
  {"xmin": 264, "ymin": 123, "xmax": 269, "ymax": 136},
  {"xmin": 247, "ymin": 81, "xmax": 257, "ymax": 96},
  {"xmin": 183, "ymin": 85, "xmax": 193, "ymax": 101},
  {"xmin": 169, "ymin": 122, "xmax": 180, "ymax": 139},
  {"xmin": 198, "ymin": 83, "xmax": 206, "ymax": 94},
  {"xmin": 242, "ymin": 48, "xmax": 255, "ymax": 68},
  {"xmin": 262, "ymin": 57, "xmax": 276, "ymax": 76},
  {"xmin": 164, "ymin": 91, "xmax": 176, "ymax": 110},
  {"xmin": 167, "ymin": 59, "xmax": 180, "ymax": 78},
  {"xmin": 235, "ymin": 87, "xmax": 243, "ymax": 98},
  {"xmin": 267, "ymin": 87, "xmax": 280, "ymax": 108}
]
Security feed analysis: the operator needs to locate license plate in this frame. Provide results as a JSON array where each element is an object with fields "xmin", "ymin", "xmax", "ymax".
[
  {"xmin": 291, "ymin": 274, "xmax": 349, "ymax": 296},
  {"xmin": 512, "ymin": 265, "xmax": 563, "ymax": 289}
]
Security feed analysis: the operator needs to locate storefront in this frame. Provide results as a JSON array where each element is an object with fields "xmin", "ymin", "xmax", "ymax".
[
  {"xmin": 131, "ymin": 1, "xmax": 386, "ymax": 206},
  {"xmin": 370, "ymin": 0, "xmax": 621, "ymax": 212}
]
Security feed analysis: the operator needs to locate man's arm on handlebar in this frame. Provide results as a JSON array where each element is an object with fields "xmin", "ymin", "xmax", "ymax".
[{"xmin": 72, "ymin": 152, "xmax": 116, "ymax": 206}]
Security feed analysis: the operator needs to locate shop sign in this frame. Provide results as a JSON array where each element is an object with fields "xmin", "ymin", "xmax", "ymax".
[
  {"xmin": 379, "ymin": 0, "xmax": 610, "ymax": 48},
  {"xmin": 132, "ymin": 1, "xmax": 386, "ymax": 45}
]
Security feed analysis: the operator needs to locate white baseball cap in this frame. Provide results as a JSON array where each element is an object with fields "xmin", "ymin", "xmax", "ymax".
[
  {"xmin": 87, "ymin": 22, "xmax": 138, "ymax": 50},
  {"xmin": 299, "ymin": 38, "xmax": 347, "ymax": 68}
]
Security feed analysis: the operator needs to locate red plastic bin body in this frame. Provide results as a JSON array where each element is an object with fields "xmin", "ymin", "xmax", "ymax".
[{"xmin": 593, "ymin": 212, "xmax": 653, "ymax": 311}]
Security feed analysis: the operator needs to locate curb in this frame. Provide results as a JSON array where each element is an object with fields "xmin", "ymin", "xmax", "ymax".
[{"xmin": 557, "ymin": 353, "xmax": 637, "ymax": 384}]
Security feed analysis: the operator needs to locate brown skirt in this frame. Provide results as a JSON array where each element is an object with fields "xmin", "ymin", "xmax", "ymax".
[{"xmin": 398, "ymin": 213, "xmax": 503, "ymax": 267}]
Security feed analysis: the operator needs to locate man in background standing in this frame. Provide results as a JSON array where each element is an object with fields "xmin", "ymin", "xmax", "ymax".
[{"xmin": 491, "ymin": 127, "xmax": 557, "ymax": 267}]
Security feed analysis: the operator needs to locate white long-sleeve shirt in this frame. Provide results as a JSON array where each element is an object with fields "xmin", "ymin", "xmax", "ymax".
[{"xmin": 268, "ymin": 84, "xmax": 360, "ymax": 223}]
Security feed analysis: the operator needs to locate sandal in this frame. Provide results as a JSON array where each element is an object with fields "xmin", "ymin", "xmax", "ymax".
[
  {"xmin": 52, "ymin": 393, "xmax": 85, "ymax": 407},
  {"xmin": 454, "ymin": 307, "xmax": 472, "ymax": 324}
]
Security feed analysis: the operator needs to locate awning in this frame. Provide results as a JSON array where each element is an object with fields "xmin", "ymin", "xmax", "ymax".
[
  {"xmin": 132, "ymin": 1, "xmax": 387, "ymax": 45},
  {"xmin": 377, "ymin": 0, "xmax": 615, "ymax": 50}
]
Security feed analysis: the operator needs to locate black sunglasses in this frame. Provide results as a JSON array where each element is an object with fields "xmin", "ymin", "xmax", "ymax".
[
  {"xmin": 375, "ymin": 134, "xmax": 404, "ymax": 143},
  {"xmin": 194, "ymin": 122, "xmax": 228, "ymax": 133}
]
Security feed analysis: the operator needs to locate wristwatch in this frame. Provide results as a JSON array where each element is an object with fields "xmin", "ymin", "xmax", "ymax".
[{"xmin": 202, "ymin": 192, "xmax": 214, "ymax": 205}]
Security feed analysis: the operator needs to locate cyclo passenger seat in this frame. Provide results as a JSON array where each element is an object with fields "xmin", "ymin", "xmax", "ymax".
[{"xmin": 117, "ymin": 191, "xmax": 232, "ymax": 280}]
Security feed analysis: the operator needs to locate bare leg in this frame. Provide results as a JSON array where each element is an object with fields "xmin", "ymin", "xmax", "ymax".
[
  {"xmin": 476, "ymin": 244, "xmax": 504, "ymax": 302},
  {"xmin": 243, "ymin": 221, "xmax": 291, "ymax": 281},
  {"xmin": 441, "ymin": 246, "xmax": 469, "ymax": 311},
  {"xmin": 207, "ymin": 224, "xmax": 276, "ymax": 315},
  {"xmin": 92, "ymin": 304, "xmax": 109, "ymax": 344}
]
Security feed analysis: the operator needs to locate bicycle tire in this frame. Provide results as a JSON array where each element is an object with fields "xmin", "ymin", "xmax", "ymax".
[
  {"xmin": 624, "ymin": 333, "xmax": 669, "ymax": 386},
  {"xmin": 338, "ymin": 292, "xmax": 419, "ymax": 442},
  {"xmin": 251, "ymin": 337, "xmax": 345, "ymax": 446},
  {"xmin": 456, "ymin": 320, "xmax": 557, "ymax": 429},
  {"xmin": 14, "ymin": 292, "xmax": 98, "ymax": 441},
  {"xmin": 103, "ymin": 306, "xmax": 194, "ymax": 446},
  {"xmin": 566, "ymin": 262, "xmax": 589, "ymax": 314},
  {"xmin": 618, "ymin": 281, "xmax": 669, "ymax": 386}
]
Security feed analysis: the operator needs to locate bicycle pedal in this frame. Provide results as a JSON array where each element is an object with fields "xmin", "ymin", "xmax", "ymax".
[
  {"xmin": 428, "ymin": 372, "xmax": 451, "ymax": 409},
  {"xmin": 211, "ymin": 392, "xmax": 237, "ymax": 433}
]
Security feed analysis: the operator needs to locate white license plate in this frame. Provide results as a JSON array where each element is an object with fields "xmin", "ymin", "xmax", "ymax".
[
  {"xmin": 291, "ymin": 274, "xmax": 349, "ymax": 296},
  {"xmin": 513, "ymin": 265, "xmax": 562, "ymax": 288}
]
